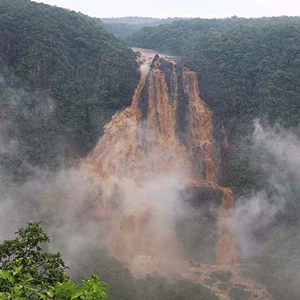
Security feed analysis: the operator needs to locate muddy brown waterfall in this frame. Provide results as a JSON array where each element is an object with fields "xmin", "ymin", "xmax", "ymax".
[{"xmin": 82, "ymin": 48, "xmax": 237, "ymax": 277}]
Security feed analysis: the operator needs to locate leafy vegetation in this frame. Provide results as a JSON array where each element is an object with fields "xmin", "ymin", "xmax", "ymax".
[
  {"xmin": 0, "ymin": 222, "xmax": 108, "ymax": 299},
  {"xmin": 0, "ymin": 0, "xmax": 138, "ymax": 172}
]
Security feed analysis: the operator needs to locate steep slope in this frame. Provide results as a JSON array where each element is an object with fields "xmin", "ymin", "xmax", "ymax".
[{"xmin": 0, "ymin": 0, "xmax": 138, "ymax": 173}]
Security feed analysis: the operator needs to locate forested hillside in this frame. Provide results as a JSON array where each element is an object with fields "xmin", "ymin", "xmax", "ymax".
[
  {"xmin": 0, "ymin": 0, "xmax": 138, "ymax": 177},
  {"xmin": 128, "ymin": 17, "xmax": 300, "ymax": 300}
]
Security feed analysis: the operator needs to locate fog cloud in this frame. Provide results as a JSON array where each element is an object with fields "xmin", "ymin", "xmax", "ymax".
[{"xmin": 234, "ymin": 120, "xmax": 300, "ymax": 260}]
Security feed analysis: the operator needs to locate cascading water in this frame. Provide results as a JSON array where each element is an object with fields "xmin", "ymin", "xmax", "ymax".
[{"xmin": 83, "ymin": 48, "xmax": 237, "ymax": 276}]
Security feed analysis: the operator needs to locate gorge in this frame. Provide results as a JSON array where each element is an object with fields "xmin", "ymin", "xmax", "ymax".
[
  {"xmin": 1, "ymin": 3, "xmax": 300, "ymax": 299},
  {"xmin": 81, "ymin": 48, "xmax": 271, "ymax": 299}
]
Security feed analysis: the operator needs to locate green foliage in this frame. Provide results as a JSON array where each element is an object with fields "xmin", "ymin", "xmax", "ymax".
[
  {"xmin": 48, "ymin": 276, "xmax": 108, "ymax": 300},
  {"xmin": 0, "ymin": 222, "xmax": 66, "ymax": 285},
  {"xmin": 0, "ymin": 267, "xmax": 108, "ymax": 300},
  {"xmin": 0, "ymin": 222, "xmax": 108, "ymax": 300}
]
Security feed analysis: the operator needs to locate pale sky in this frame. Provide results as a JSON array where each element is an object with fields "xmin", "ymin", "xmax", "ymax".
[{"xmin": 33, "ymin": 0, "xmax": 300, "ymax": 18}]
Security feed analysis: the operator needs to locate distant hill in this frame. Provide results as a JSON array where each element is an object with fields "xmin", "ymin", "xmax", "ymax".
[
  {"xmin": 95, "ymin": 16, "xmax": 185, "ymax": 39},
  {"xmin": 100, "ymin": 16, "xmax": 183, "ymax": 24}
]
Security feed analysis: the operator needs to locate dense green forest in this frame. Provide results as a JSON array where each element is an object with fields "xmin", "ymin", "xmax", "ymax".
[
  {"xmin": 128, "ymin": 17, "xmax": 300, "ymax": 300},
  {"xmin": 0, "ymin": 0, "xmax": 138, "ymax": 177}
]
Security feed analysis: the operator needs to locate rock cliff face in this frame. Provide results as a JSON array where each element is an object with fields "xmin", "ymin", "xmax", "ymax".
[{"xmin": 83, "ymin": 48, "xmax": 237, "ymax": 276}]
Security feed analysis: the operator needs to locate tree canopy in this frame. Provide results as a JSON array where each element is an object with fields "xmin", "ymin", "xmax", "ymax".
[{"xmin": 0, "ymin": 222, "xmax": 108, "ymax": 300}]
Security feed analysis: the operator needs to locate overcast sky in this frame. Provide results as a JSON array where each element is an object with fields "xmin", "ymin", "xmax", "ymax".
[{"xmin": 33, "ymin": 0, "xmax": 300, "ymax": 18}]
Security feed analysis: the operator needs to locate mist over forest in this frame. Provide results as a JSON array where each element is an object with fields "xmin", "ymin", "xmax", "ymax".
[{"xmin": 1, "ymin": 1, "xmax": 300, "ymax": 300}]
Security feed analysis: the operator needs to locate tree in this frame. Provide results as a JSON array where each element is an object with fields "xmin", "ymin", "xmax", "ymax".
[{"xmin": 0, "ymin": 222, "xmax": 108, "ymax": 299}]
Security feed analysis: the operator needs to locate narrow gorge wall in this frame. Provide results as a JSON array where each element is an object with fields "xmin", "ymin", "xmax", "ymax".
[{"xmin": 82, "ymin": 49, "xmax": 237, "ymax": 276}]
